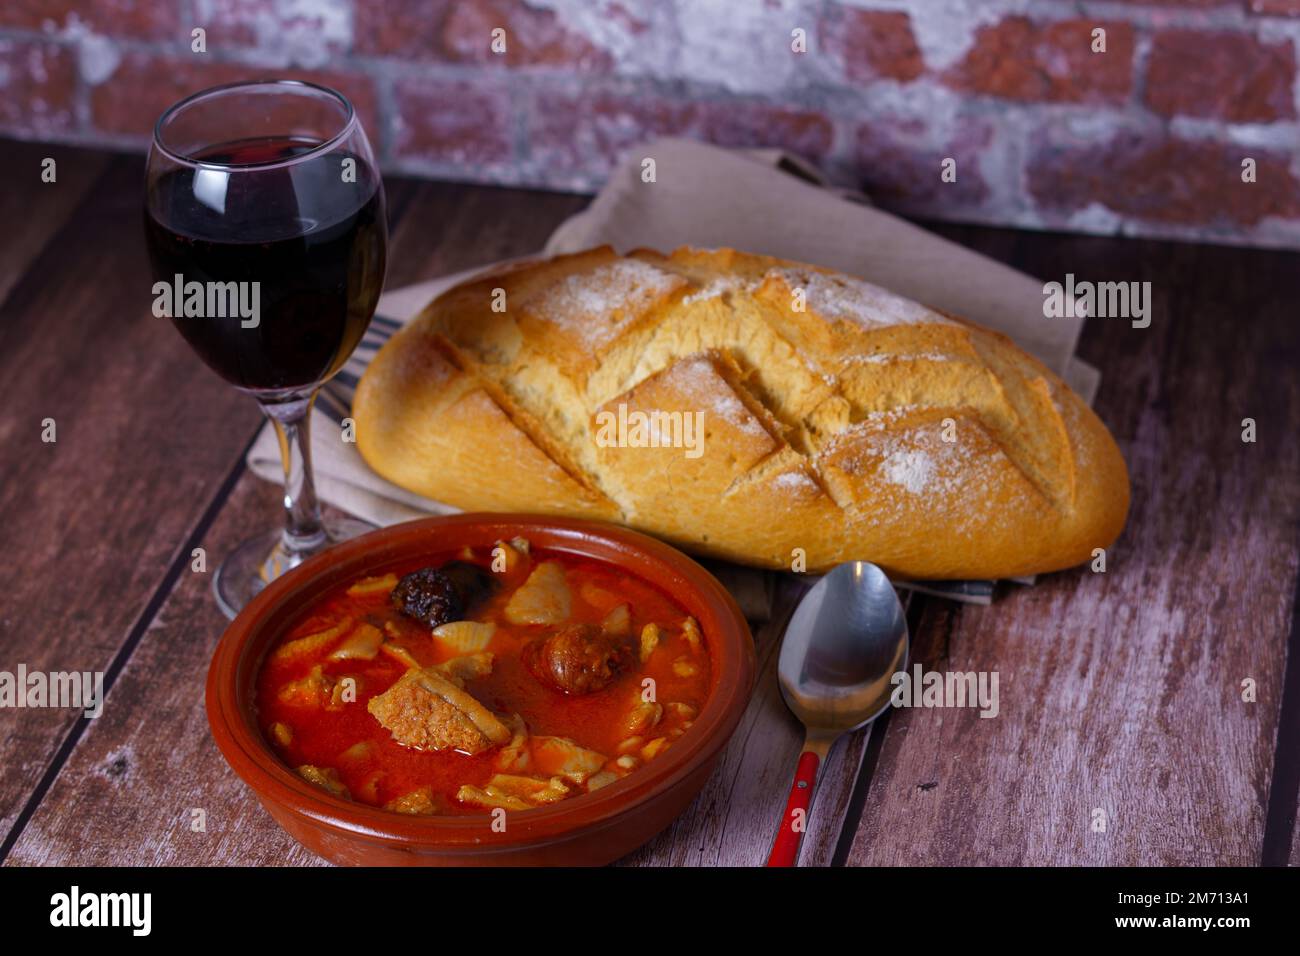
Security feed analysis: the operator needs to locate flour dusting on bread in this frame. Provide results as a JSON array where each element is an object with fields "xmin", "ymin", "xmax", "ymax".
[
  {"xmin": 524, "ymin": 259, "xmax": 685, "ymax": 350},
  {"xmin": 768, "ymin": 268, "xmax": 953, "ymax": 328},
  {"xmin": 880, "ymin": 448, "xmax": 935, "ymax": 495},
  {"xmin": 772, "ymin": 470, "xmax": 821, "ymax": 493},
  {"xmin": 673, "ymin": 356, "xmax": 770, "ymax": 440}
]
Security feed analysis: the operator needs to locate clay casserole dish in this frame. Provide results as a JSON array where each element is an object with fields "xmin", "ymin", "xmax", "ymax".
[{"xmin": 206, "ymin": 514, "xmax": 756, "ymax": 865}]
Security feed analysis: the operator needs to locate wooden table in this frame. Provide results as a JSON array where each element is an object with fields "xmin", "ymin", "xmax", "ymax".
[{"xmin": 1, "ymin": 138, "xmax": 1297, "ymax": 868}]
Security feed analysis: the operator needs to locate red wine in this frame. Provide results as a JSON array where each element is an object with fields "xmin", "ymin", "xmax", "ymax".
[{"xmin": 145, "ymin": 136, "xmax": 386, "ymax": 394}]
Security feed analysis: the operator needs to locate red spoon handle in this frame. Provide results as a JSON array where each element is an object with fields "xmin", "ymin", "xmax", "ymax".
[{"xmin": 766, "ymin": 750, "xmax": 821, "ymax": 867}]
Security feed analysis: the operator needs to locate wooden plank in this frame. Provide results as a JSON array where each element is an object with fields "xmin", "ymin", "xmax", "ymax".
[
  {"xmin": 5, "ymin": 473, "xmax": 326, "ymax": 866},
  {"xmin": 1273, "ymin": 573, "xmax": 1300, "ymax": 866},
  {"xmin": 5, "ymin": 182, "xmax": 591, "ymax": 865},
  {"xmin": 0, "ymin": 155, "xmax": 265, "ymax": 849},
  {"xmin": 844, "ymin": 236, "xmax": 1300, "ymax": 866},
  {"xmin": 0, "ymin": 139, "xmax": 108, "ymax": 307}
]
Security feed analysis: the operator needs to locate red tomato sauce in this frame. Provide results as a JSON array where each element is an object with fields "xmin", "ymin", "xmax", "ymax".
[{"xmin": 254, "ymin": 545, "xmax": 710, "ymax": 815}]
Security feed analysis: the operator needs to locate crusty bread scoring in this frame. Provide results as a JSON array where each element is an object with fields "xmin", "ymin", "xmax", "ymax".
[{"xmin": 354, "ymin": 246, "xmax": 1129, "ymax": 579}]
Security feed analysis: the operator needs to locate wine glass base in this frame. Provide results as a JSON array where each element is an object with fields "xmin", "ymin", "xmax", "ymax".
[{"xmin": 212, "ymin": 516, "xmax": 376, "ymax": 620}]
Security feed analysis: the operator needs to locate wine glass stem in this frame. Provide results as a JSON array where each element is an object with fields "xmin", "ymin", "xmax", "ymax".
[{"xmin": 261, "ymin": 392, "xmax": 327, "ymax": 555}]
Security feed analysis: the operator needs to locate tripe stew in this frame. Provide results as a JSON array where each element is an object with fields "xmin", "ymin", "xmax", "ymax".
[{"xmin": 254, "ymin": 538, "xmax": 710, "ymax": 815}]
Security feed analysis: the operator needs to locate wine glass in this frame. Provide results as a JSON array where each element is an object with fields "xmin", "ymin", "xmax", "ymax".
[{"xmin": 144, "ymin": 80, "xmax": 387, "ymax": 618}]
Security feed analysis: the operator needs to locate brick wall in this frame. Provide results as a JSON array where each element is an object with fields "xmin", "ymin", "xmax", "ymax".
[{"xmin": 2, "ymin": 0, "xmax": 1299, "ymax": 249}]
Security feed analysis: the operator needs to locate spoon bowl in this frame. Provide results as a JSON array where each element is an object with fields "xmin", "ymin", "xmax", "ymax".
[{"xmin": 778, "ymin": 561, "xmax": 908, "ymax": 735}]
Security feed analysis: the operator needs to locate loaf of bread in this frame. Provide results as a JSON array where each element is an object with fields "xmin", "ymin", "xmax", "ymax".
[{"xmin": 353, "ymin": 246, "xmax": 1129, "ymax": 580}]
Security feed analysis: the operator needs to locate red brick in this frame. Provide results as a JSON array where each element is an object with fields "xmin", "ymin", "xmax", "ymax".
[
  {"xmin": 1250, "ymin": 0, "xmax": 1300, "ymax": 14},
  {"xmin": 0, "ymin": 0, "xmax": 180, "ymax": 40},
  {"xmin": 854, "ymin": 119, "xmax": 991, "ymax": 209},
  {"xmin": 189, "ymin": 0, "xmax": 352, "ymax": 59},
  {"xmin": 1145, "ymin": 30, "xmax": 1296, "ymax": 122},
  {"xmin": 355, "ymin": 0, "xmax": 612, "ymax": 71},
  {"xmin": 699, "ymin": 101, "xmax": 834, "ymax": 160},
  {"xmin": 1028, "ymin": 132, "xmax": 1300, "ymax": 227},
  {"xmin": 819, "ymin": 6, "xmax": 924, "ymax": 83},
  {"xmin": 605, "ymin": 2, "xmax": 653, "ymax": 37},
  {"xmin": 528, "ymin": 91, "xmax": 698, "ymax": 174},
  {"xmin": 528, "ymin": 91, "xmax": 832, "ymax": 176},
  {"xmin": 1040, "ymin": 0, "xmax": 1237, "ymax": 6},
  {"xmin": 945, "ymin": 17, "xmax": 1134, "ymax": 104},
  {"xmin": 0, "ymin": 39, "xmax": 77, "ymax": 136},
  {"xmin": 89, "ymin": 54, "xmax": 381, "ymax": 147},
  {"xmin": 352, "ymin": 0, "xmax": 451, "ymax": 58},
  {"xmin": 391, "ymin": 76, "xmax": 514, "ymax": 165},
  {"xmin": 442, "ymin": 0, "xmax": 612, "ymax": 69}
]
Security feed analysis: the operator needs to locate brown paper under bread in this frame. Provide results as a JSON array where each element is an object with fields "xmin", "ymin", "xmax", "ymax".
[{"xmin": 353, "ymin": 246, "xmax": 1129, "ymax": 580}]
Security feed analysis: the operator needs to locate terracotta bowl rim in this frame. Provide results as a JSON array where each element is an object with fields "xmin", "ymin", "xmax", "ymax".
[{"xmin": 206, "ymin": 512, "xmax": 756, "ymax": 851}]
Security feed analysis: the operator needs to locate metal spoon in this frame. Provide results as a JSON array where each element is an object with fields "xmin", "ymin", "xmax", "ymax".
[{"xmin": 765, "ymin": 561, "xmax": 909, "ymax": 867}]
